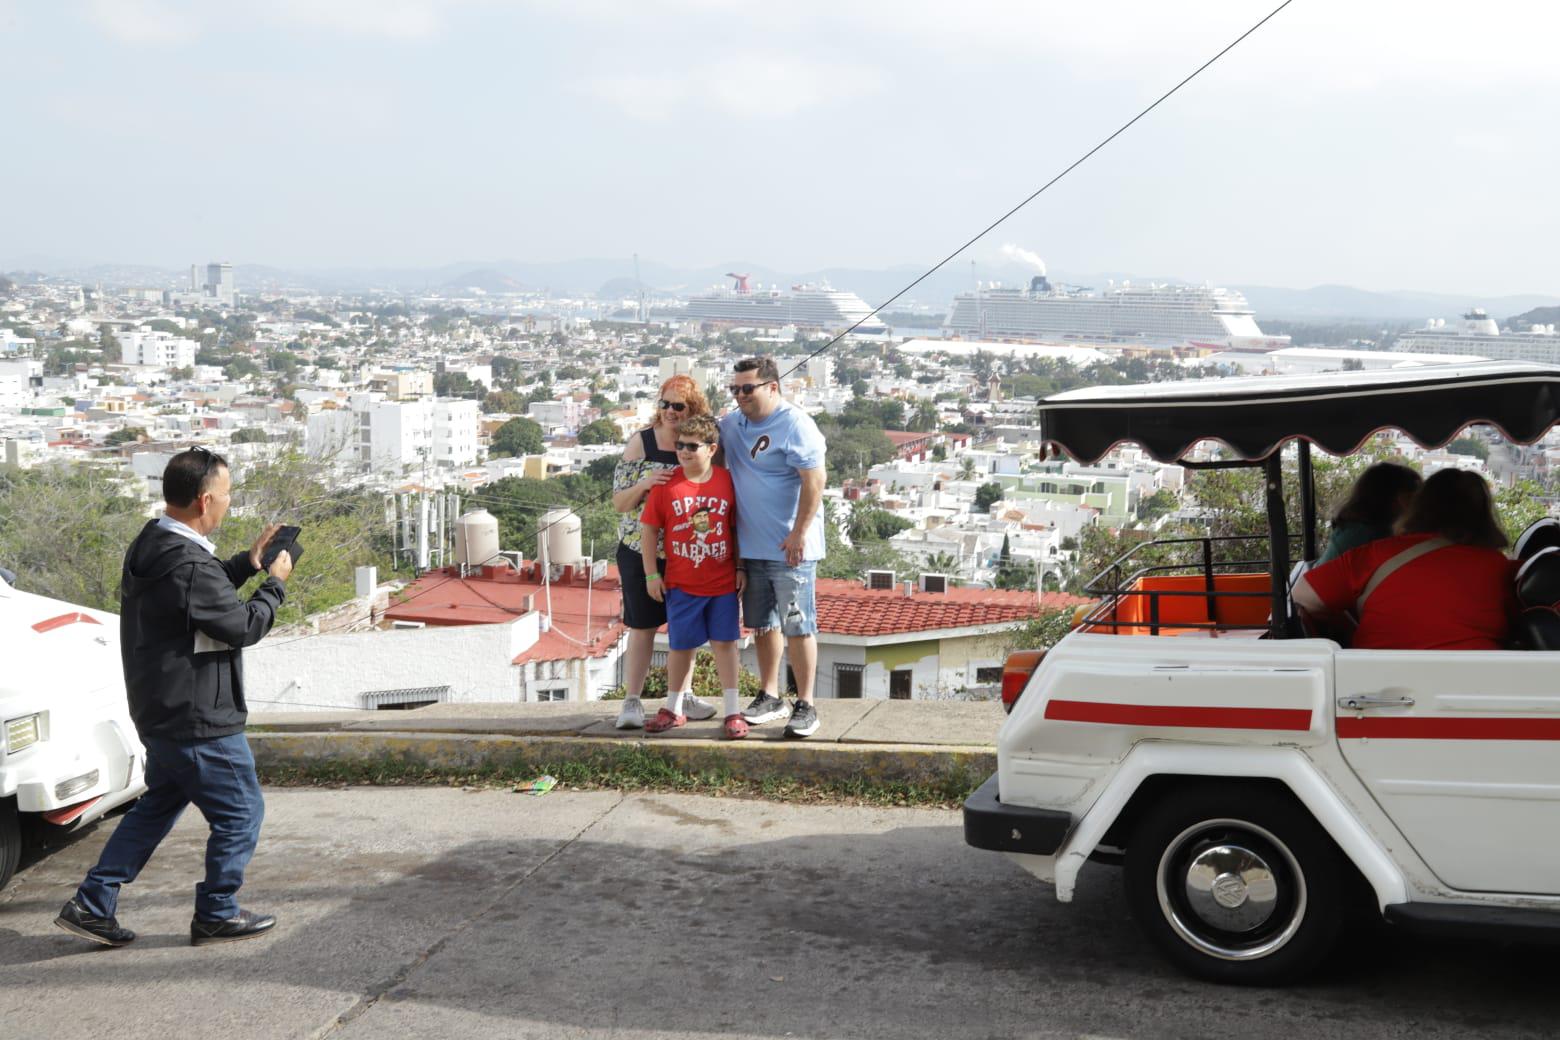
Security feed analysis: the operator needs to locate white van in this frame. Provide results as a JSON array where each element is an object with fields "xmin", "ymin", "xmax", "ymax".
[{"xmin": 1, "ymin": 572, "xmax": 147, "ymax": 890}]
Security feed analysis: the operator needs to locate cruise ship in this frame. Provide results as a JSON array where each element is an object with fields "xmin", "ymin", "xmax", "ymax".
[
  {"xmin": 943, "ymin": 274, "xmax": 1287, "ymax": 351},
  {"xmin": 683, "ymin": 274, "xmax": 885, "ymax": 333},
  {"xmin": 1393, "ymin": 308, "xmax": 1560, "ymax": 364}
]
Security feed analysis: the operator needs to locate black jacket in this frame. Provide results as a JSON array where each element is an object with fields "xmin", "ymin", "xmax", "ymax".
[{"xmin": 119, "ymin": 520, "xmax": 286, "ymax": 740}]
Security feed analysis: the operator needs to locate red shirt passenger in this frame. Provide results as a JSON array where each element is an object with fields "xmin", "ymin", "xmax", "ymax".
[{"xmin": 1295, "ymin": 469, "xmax": 1517, "ymax": 650}]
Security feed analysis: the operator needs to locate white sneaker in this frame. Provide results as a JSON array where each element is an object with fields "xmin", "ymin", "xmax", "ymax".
[
  {"xmin": 615, "ymin": 698, "xmax": 645, "ymax": 730},
  {"xmin": 683, "ymin": 694, "xmax": 718, "ymax": 721}
]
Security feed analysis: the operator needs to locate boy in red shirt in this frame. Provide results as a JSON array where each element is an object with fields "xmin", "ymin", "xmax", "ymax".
[{"xmin": 640, "ymin": 415, "xmax": 748, "ymax": 739}]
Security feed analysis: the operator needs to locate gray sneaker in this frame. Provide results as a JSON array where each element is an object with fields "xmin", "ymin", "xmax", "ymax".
[
  {"xmin": 683, "ymin": 694, "xmax": 718, "ymax": 721},
  {"xmin": 741, "ymin": 692, "xmax": 790, "ymax": 725},
  {"xmin": 615, "ymin": 698, "xmax": 646, "ymax": 730},
  {"xmin": 784, "ymin": 699, "xmax": 819, "ymax": 738}
]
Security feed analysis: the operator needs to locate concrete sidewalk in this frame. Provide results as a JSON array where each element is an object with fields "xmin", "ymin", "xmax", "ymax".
[{"xmin": 247, "ymin": 700, "xmax": 1002, "ymax": 792}]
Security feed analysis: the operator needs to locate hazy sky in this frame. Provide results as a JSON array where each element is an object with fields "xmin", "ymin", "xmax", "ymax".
[{"xmin": 5, "ymin": 0, "xmax": 1558, "ymax": 294}]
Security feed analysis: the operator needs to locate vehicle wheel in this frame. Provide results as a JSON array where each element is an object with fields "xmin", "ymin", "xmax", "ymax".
[
  {"xmin": 0, "ymin": 797, "xmax": 20, "ymax": 892},
  {"xmin": 1124, "ymin": 784, "xmax": 1344, "ymax": 985}
]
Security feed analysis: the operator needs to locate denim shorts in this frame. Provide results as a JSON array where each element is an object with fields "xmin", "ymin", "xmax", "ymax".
[{"xmin": 741, "ymin": 559, "xmax": 818, "ymax": 637}]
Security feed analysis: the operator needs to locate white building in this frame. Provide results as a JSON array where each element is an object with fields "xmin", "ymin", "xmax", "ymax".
[
  {"xmin": 0, "ymin": 328, "xmax": 36, "ymax": 355},
  {"xmin": 306, "ymin": 395, "xmax": 480, "ymax": 475},
  {"xmin": 118, "ymin": 330, "xmax": 198, "ymax": 368}
]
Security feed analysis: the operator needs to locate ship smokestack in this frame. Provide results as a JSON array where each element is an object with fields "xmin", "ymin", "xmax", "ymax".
[{"xmin": 1030, "ymin": 274, "xmax": 1051, "ymax": 294}]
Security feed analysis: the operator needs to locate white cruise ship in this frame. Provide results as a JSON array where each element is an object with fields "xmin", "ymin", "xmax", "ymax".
[
  {"xmin": 943, "ymin": 275, "xmax": 1286, "ymax": 350},
  {"xmin": 1393, "ymin": 309, "xmax": 1560, "ymax": 364},
  {"xmin": 684, "ymin": 274, "xmax": 885, "ymax": 333}
]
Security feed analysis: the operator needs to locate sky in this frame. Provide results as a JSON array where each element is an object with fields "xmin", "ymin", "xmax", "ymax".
[{"xmin": 3, "ymin": 0, "xmax": 1558, "ymax": 295}]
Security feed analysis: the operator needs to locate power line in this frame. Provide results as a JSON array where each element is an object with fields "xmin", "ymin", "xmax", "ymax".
[
  {"xmin": 781, "ymin": 0, "xmax": 1297, "ymax": 380},
  {"xmin": 248, "ymin": 1, "xmax": 1296, "ymax": 654}
]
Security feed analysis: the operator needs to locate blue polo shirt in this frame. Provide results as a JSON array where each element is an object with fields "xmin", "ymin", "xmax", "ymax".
[{"xmin": 720, "ymin": 401, "xmax": 827, "ymax": 562}]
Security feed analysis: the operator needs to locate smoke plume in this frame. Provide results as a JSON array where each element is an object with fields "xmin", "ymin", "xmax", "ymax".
[{"xmin": 1000, "ymin": 243, "xmax": 1046, "ymax": 276}]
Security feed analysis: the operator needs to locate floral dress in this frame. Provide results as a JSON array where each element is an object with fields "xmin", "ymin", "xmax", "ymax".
[{"xmin": 613, "ymin": 427, "xmax": 679, "ymax": 556}]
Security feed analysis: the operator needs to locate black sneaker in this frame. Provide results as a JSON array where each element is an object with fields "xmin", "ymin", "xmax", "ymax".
[
  {"xmin": 54, "ymin": 898, "xmax": 135, "ymax": 947},
  {"xmin": 190, "ymin": 908, "xmax": 277, "ymax": 947},
  {"xmin": 741, "ymin": 692, "xmax": 791, "ymax": 725},
  {"xmin": 784, "ymin": 699, "xmax": 820, "ymax": 739}
]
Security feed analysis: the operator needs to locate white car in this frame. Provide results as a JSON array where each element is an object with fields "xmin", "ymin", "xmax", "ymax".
[
  {"xmin": 965, "ymin": 361, "xmax": 1560, "ymax": 984},
  {"xmin": 0, "ymin": 572, "xmax": 146, "ymax": 890}
]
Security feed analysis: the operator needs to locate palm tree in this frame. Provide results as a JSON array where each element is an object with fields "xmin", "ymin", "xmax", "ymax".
[
  {"xmin": 958, "ymin": 457, "xmax": 977, "ymax": 482},
  {"xmin": 909, "ymin": 399, "xmax": 940, "ymax": 433},
  {"xmin": 923, "ymin": 551, "xmax": 960, "ymax": 577}
]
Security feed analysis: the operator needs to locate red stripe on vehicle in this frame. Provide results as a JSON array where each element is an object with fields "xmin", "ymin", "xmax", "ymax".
[
  {"xmin": 1337, "ymin": 716, "xmax": 1560, "ymax": 740},
  {"xmin": 1044, "ymin": 700, "xmax": 1313, "ymax": 731},
  {"xmin": 42, "ymin": 797, "xmax": 101, "ymax": 827},
  {"xmin": 32, "ymin": 612, "xmax": 102, "ymax": 633}
]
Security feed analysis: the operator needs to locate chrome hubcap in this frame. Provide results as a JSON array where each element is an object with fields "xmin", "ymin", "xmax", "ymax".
[
  {"xmin": 1156, "ymin": 819, "xmax": 1305, "ymax": 961},
  {"xmin": 1184, "ymin": 844, "xmax": 1278, "ymax": 932}
]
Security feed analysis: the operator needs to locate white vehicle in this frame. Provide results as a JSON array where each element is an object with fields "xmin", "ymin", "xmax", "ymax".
[
  {"xmin": 0, "ymin": 571, "xmax": 147, "ymax": 890},
  {"xmin": 964, "ymin": 361, "xmax": 1560, "ymax": 984}
]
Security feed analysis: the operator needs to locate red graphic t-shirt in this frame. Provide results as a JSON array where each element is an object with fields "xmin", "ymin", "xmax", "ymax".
[{"xmin": 640, "ymin": 466, "xmax": 738, "ymax": 596}]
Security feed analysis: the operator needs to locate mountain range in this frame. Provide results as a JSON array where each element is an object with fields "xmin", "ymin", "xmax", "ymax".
[{"xmin": 4, "ymin": 255, "xmax": 1555, "ymax": 324}]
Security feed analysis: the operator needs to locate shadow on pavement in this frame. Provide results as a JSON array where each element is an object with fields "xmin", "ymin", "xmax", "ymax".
[{"xmin": 6, "ymin": 810, "xmax": 1560, "ymax": 1039}]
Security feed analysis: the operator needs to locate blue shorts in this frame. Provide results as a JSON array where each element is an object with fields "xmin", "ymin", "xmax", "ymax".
[
  {"xmin": 665, "ymin": 588, "xmax": 741, "ymax": 650},
  {"xmin": 741, "ymin": 559, "xmax": 818, "ymax": 637}
]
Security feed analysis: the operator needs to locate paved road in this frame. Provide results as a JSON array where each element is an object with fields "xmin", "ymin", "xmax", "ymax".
[{"xmin": 2, "ymin": 789, "xmax": 1553, "ymax": 1039}]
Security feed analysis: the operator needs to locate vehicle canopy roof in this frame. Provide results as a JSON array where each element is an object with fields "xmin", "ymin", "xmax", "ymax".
[{"xmin": 1039, "ymin": 361, "xmax": 1560, "ymax": 465}]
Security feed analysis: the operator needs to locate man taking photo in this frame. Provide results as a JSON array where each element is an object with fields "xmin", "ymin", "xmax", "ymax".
[{"xmin": 56, "ymin": 446, "xmax": 292, "ymax": 947}]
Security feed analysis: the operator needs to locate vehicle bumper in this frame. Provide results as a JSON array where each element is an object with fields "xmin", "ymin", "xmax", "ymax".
[{"xmin": 963, "ymin": 772, "xmax": 1072, "ymax": 855}]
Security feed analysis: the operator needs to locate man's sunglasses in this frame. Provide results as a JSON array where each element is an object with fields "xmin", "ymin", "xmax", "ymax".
[
  {"xmin": 675, "ymin": 441, "xmax": 713, "ymax": 452},
  {"xmin": 658, "ymin": 399, "xmax": 687, "ymax": 412},
  {"xmin": 728, "ymin": 381, "xmax": 774, "ymax": 396}
]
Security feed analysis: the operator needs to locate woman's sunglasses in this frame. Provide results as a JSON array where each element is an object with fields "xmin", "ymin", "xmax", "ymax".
[{"xmin": 659, "ymin": 399, "xmax": 687, "ymax": 412}]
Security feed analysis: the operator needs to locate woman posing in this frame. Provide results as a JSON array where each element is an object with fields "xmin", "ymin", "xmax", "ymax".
[{"xmin": 610, "ymin": 375, "xmax": 718, "ymax": 728}]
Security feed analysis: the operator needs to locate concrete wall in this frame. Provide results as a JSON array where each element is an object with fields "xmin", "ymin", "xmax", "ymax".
[{"xmin": 247, "ymin": 615, "xmax": 540, "ymax": 712}]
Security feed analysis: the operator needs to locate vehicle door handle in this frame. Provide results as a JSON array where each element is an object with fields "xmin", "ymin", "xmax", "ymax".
[{"xmin": 1337, "ymin": 693, "xmax": 1415, "ymax": 711}]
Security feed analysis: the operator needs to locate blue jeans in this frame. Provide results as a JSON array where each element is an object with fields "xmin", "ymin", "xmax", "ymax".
[
  {"xmin": 76, "ymin": 732, "xmax": 265, "ymax": 922},
  {"xmin": 741, "ymin": 559, "xmax": 818, "ymax": 637}
]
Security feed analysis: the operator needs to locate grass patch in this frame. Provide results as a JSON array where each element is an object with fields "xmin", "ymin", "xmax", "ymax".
[{"xmin": 256, "ymin": 743, "xmax": 981, "ymax": 809}]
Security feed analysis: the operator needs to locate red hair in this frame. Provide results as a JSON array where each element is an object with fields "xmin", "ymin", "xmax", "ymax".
[{"xmin": 652, "ymin": 374, "xmax": 710, "ymax": 428}]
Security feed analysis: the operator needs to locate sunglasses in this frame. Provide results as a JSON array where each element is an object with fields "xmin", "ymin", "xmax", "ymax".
[
  {"xmin": 728, "ymin": 381, "xmax": 774, "ymax": 396},
  {"xmin": 658, "ymin": 399, "xmax": 687, "ymax": 412},
  {"xmin": 675, "ymin": 441, "xmax": 713, "ymax": 452}
]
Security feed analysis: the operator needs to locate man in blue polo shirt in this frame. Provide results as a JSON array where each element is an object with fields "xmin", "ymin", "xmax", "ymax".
[{"xmin": 719, "ymin": 356, "xmax": 827, "ymax": 738}]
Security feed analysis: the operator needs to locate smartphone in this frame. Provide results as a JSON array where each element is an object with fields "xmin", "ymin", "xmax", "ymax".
[{"xmin": 261, "ymin": 525, "xmax": 304, "ymax": 568}]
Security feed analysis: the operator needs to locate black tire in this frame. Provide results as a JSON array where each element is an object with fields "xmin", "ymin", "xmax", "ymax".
[
  {"xmin": 0, "ymin": 797, "xmax": 20, "ymax": 892},
  {"xmin": 1124, "ymin": 784, "xmax": 1344, "ymax": 985}
]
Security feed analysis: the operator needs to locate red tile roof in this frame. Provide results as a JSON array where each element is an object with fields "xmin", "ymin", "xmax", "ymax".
[
  {"xmin": 382, "ymin": 566, "xmax": 1089, "ymax": 649},
  {"xmin": 384, "ymin": 565, "xmax": 625, "ymax": 662},
  {"xmin": 814, "ymin": 578, "xmax": 1089, "ymax": 638}
]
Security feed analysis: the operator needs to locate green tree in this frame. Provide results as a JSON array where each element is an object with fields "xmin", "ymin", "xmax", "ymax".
[
  {"xmin": 0, "ymin": 464, "xmax": 147, "ymax": 609},
  {"xmin": 1138, "ymin": 488, "xmax": 1179, "ymax": 523},
  {"xmin": 923, "ymin": 551, "xmax": 960, "ymax": 578},
  {"xmin": 104, "ymin": 427, "xmax": 147, "ymax": 446},
  {"xmin": 576, "ymin": 418, "xmax": 622, "ymax": 446},
  {"xmin": 906, "ymin": 399, "xmax": 940, "ymax": 432},
  {"xmin": 231, "ymin": 428, "xmax": 268, "ymax": 444},
  {"xmin": 704, "ymin": 382, "xmax": 730, "ymax": 414},
  {"xmin": 483, "ymin": 390, "xmax": 527, "ymax": 414},
  {"xmin": 491, "ymin": 417, "xmax": 545, "ymax": 457},
  {"xmin": 225, "ymin": 357, "xmax": 261, "ymax": 381},
  {"xmin": 1447, "ymin": 437, "xmax": 1490, "ymax": 462},
  {"xmin": 974, "ymin": 482, "xmax": 1004, "ymax": 513}
]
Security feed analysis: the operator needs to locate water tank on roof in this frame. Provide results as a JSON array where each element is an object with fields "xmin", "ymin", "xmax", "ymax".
[
  {"xmin": 538, "ymin": 507, "xmax": 582, "ymax": 568},
  {"xmin": 454, "ymin": 508, "xmax": 500, "ymax": 567}
]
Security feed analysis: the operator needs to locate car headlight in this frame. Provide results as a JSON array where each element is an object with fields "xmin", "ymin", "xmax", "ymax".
[{"xmin": 5, "ymin": 713, "xmax": 41, "ymax": 753}]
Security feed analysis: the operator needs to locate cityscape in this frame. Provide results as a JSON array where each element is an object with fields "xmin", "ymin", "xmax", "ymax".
[
  {"xmin": 6, "ymin": 1, "xmax": 1560, "ymax": 1031},
  {"xmin": 4, "ymin": 259, "xmax": 1559, "ymax": 711}
]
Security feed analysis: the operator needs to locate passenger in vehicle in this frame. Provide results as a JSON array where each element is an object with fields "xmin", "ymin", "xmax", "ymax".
[
  {"xmin": 1293, "ymin": 468, "xmax": 1516, "ymax": 649},
  {"xmin": 1317, "ymin": 461, "xmax": 1422, "ymax": 563}
]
